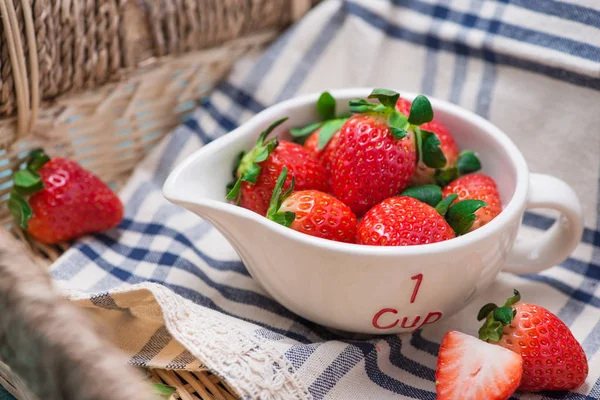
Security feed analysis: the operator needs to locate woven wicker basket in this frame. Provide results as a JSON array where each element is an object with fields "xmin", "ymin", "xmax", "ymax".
[{"xmin": 0, "ymin": 1, "xmax": 318, "ymax": 399}]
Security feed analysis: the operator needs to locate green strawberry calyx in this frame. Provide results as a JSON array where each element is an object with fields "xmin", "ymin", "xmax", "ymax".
[
  {"xmin": 226, "ymin": 117, "xmax": 288, "ymax": 202},
  {"xmin": 349, "ymin": 89, "xmax": 446, "ymax": 170},
  {"xmin": 290, "ymin": 91, "xmax": 349, "ymax": 150},
  {"xmin": 477, "ymin": 289, "xmax": 521, "ymax": 342},
  {"xmin": 435, "ymin": 150, "xmax": 482, "ymax": 186},
  {"xmin": 400, "ymin": 185, "xmax": 486, "ymax": 235},
  {"xmin": 265, "ymin": 166, "xmax": 296, "ymax": 227},
  {"xmin": 8, "ymin": 148, "xmax": 51, "ymax": 229}
]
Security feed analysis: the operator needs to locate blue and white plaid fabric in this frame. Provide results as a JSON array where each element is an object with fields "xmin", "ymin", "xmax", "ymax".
[{"xmin": 49, "ymin": 1, "xmax": 600, "ymax": 399}]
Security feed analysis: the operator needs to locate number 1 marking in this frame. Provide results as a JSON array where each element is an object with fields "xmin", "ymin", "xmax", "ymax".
[{"xmin": 410, "ymin": 274, "xmax": 423, "ymax": 303}]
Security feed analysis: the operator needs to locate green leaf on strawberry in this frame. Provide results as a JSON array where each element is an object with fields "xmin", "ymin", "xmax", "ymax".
[
  {"xmin": 226, "ymin": 118, "xmax": 287, "ymax": 202},
  {"xmin": 420, "ymin": 129, "xmax": 447, "ymax": 168},
  {"xmin": 401, "ymin": 185, "xmax": 442, "ymax": 207},
  {"xmin": 446, "ymin": 199, "xmax": 487, "ymax": 235},
  {"xmin": 435, "ymin": 167, "xmax": 458, "ymax": 187},
  {"xmin": 387, "ymin": 110, "xmax": 410, "ymax": 139},
  {"xmin": 493, "ymin": 306, "xmax": 515, "ymax": 325},
  {"xmin": 408, "ymin": 95, "xmax": 434, "ymax": 125},
  {"xmin": 291, "ymin": 92, "xmax": 348, "ymax": 149},
  {"xmin": 318, "ymin": 119, "xmax": 346, "ymax": 150},
  {"xmin": 477, "ymin": 303, "xmax": 499, "ymax": 321},
  {"xmin": 434, "ymin": 194, "xmax": 458, "ymax": 217},
  {"xmin": 27, "ymin": 149, "xmax": 51, "ymax": 171},
  {"xmin": 477, "ymin": 289, "xmax": 521, "ymax": 342},
  {"xmin": 290, "ymin": 122, "xmax": 323, "ymax": 138},
  {"xmin": 317, "ymin": 91, "xmax": 336, "ymax": 120},
  {"xmin": 13, "ymin": 169, "xmax": 44, "ymax": 195},
  {"xmin": 266, "ymin": 166, "xmax": 296, "ymax": 227},
  {"xmin": 368, "ymin": 88, "xmax": 400, "ymax": 109},
  {"xmin": 434, "ymin": 151, "xmax": 482, "ymax": 186},
  {"xmin": 9, "ymin": 148, "xmax": 51, "ymax": 229},
  {"xmin": 8, "ymin": 194, "xmax": 32, "ymax": 229},
  {"xmin": 456, "ymin": 150, "xmax": 482, "ymax": 175}
]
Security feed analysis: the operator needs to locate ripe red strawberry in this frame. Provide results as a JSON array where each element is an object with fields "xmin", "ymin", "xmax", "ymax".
[
  {"xmin": 442, "ymin": 173, "xmax": 502, "ymax": 231},
  {"xmin": 330, "ymin": 113, "xmax": 416, "ymax": 216},
  {"xmin": 357, "ymin": 196, "xmax": 454, "ymax": 246},
  {"xmin": 397, "ymin": 98, "xmax": 459, "ymax": 185},
  {"xmin": 436, "ymin": 331, "xmax": 523, "ymax": 400},
  {"xmin": 478, "ymin": 290, "xmax": 589, "ymax": 392},
  {"xmin": 9, "ymin": 150, "xmax": 123, "ymax": 244},
  {"xmin": 303, "ymin": 128, "xmax": 341, "ymax": 177},
  {"xmin": 330, "ymin": 89, "xmax": 448, "ymax": 216},
  {"xmin": 227, "ymin": 118, "xmax": 328, "ymax": 216},
  {"xmin": 266, "ymin": 168, "xmax": 357, "ymax": 243},
  {"xmin": 357, "ymin": 185, "xmax": 487, "ymax": 246}
]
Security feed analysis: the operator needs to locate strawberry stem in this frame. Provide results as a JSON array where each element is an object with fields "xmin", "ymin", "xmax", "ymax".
[
  {"xmin": 456, "ymin": 151, "xmax": 481, "ymax": 175},
  {"xmin": 408, "ymin": 95, "xmax": 434, "ymax": 125},
  {"xmin": 317, "ymin": 91, "xmax": 336, "ymax": 120},
  {"xmin": 434, "ymin": 194, "xmax": 458, "ymax": 217},
  {"xmin": 445, "ymin": 199, "xmax": 487, "ymax": 235},
  {"xmin": 226, "ymin": 118, "xmax": 287, "ymax": 202},
  {"xmin": 9, "ymin": 148, "xmax": 51, "ymax": 230},
  {"xmin": 401, "ymin": 185, "xmax": 442, "ymax": 207},
  {"xmin": 477, "ymin": 289, "xmax": 521, "ymax": 342},
  {"xmin": 27, "ymin": 148, "xmax": 50, "ymax": 171},
  {"xmin": 435, "ymin": 151, "xmax": 482, "ymax": 186},
  {"xmin": 266, "ymin": 167, "xmax": 296, "ymax": 227}
]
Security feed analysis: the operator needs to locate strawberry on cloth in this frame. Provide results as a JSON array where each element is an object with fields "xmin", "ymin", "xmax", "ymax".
[
  {"xmin": 9, "ymin": 149, "xmax": 123, "ymax": 244},
  {"xmin": 478, "ymin": 290, "xmax": 589, "ymax": 392},
  {"xmin": 436, "ymin": 330, "xmax": 523, "ymax": 400}
]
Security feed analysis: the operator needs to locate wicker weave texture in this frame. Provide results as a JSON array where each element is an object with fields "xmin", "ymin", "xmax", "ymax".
[{"xmin": 0, "ymin": 0, "xmax": 309, "ymax": 117}]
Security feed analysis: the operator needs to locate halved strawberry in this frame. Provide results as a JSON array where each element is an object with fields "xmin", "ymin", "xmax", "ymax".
[
  {"xmin": 436, "ymin": 331, "xmax": 523, "ymax": 400},
  {"xmin": 266, "ymin": 167, "xmax": 357, "ymax": 243},
  {"xmin": 227, "ymin": 118, "xmax": 328, "ymax": 216}
]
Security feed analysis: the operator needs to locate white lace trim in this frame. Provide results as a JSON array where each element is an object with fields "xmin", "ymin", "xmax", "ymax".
[{"xmin": 62, "ymin": 282, "xmax": 312, "ymax": 400}]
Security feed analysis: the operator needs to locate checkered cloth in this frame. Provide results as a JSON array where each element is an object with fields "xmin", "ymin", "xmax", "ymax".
[{"xmin": 50, "ymin": 1, "xmax": 600, "ymax": 399}]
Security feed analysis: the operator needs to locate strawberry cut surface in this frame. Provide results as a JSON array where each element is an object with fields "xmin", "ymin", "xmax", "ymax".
[{"xmin": 436, "ymin": 331, "xmax": 522, "ymax": 400}]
